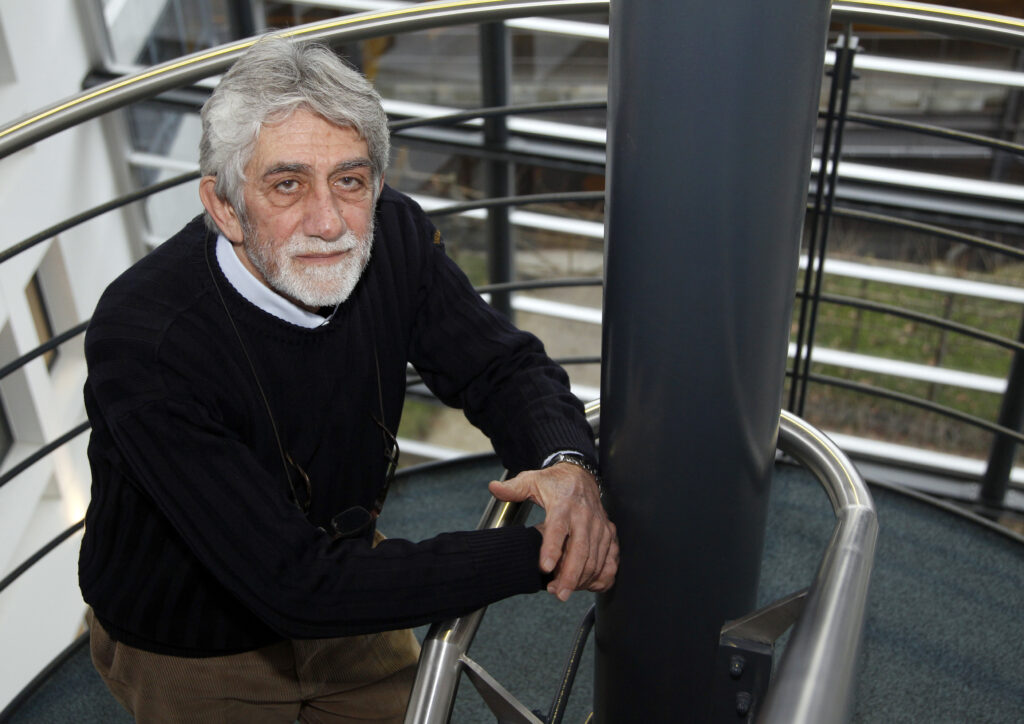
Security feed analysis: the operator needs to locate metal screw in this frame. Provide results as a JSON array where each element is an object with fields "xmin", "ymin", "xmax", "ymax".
[
  {"xmin": 729, "ymin": 654, "xmax": 746, "ymax": 679},
  {"xmin": 736, "ymin": 691, "xmax": 752, "ymax": 716}
]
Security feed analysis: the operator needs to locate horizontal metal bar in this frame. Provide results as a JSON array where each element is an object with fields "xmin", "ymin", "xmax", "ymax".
[
  {"xmin": 474, "ymin": 277, "xmax": 602, "ymax": 294},
  {"xmin": 389, "ymin": 100, "xmax": 606, "ymax": 133},
  {"xmin": 391, "ymin": 124, "xmax": 607, "ymax": 173},
  {"xmin": 0, "ymin": 321, "xmax": 90, "ymax": 382},
  {"xmin": 0, "ymin": 421, "xmax": 91, "ymax": 491},
  {"xmin": 413, "ymin": 193, "xmax": 606, "ymax": 238},
  {"xmin": 0, "ymin": 519, "xmax": 84, "ymax": 596},
  {"xmin": 0, "ymin": 170, "xmax": 199, "ymax": 265},
  {"xmin": 840, "ymin": 110, "xmax": 1024, "ymax": 158},
  {"xmin": 425, "ymin": 191, "xmax": 604, "ymax": 218},
  {"xmin": 763, "ymin": 411, "xmax": 877, "ymax": 723},
  {"xmin": 385, "ymin": 98, "xmax": 607, "ymax": 145},
  {"xmin": 806, "ymin": 290, "xmax": 1024, "ymax": 354},
  {"xmin": 799, "ymin": 371, "xmax": 1024, "ymax": 444},
  {"xmin": 827, "ymin": 205, "xmax": 1024, "ymax": 264}
]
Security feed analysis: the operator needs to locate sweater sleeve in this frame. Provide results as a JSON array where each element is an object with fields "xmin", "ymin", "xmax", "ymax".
[
  {"xmin": 86, "ymin": 346, "xmax": 547, "ymax": 641},
  {"xmin": 404, "ymin": 210, "xmax": 596, "ymax": 473}
]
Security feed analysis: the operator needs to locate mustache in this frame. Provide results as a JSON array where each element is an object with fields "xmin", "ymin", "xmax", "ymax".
[{"xmin": 284, "ymin": 230, "xmax": 364, "ymax": 255}]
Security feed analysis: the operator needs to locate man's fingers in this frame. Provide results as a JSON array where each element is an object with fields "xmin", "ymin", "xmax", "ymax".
[
  {"xmin": 498, "ymin": 463, "xmax": 618, "ymax": 600},
  {"xmin": 539, "ymin": 519, "xmax": 569, "ymax": 574},
  {"xmin": 586, "ymin": 535, "xmax": 619, "ymax": 592},
  {"xmin": 551, "ymin": 513, "xmax": 618, "ymax": 597},
  {"xmin": 546, "ymin": 510, "xmax": 602, "ymax": 599}
]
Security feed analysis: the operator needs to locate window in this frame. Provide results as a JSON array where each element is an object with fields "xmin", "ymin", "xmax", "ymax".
[
  {"xmin": 25, "ymin": 274, "xmax": 57, "ymax": 371},
  {"xmin": 0, "ymin": 398, "xmax": 11, "ymax": 463}
]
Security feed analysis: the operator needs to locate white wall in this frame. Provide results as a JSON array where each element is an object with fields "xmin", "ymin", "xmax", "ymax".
[{"xmin": 0, "ymin": 0, "xmax": 137, "ymax": 707}]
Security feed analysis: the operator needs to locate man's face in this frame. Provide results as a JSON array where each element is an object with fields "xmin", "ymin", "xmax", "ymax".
[{"xmin": 233, "ymin": 108, "xmax": 379, "ymax": 310}]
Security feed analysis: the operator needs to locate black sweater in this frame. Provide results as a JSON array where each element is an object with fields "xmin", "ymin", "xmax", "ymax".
[{"xmin": 79, "ymin": 187, "xmax": 595, "ymax": 656}]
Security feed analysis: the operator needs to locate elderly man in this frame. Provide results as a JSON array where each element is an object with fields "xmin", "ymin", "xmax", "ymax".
[{"xmin": 79, "ymin": 36, "xmax": 616, "ymax": 723}]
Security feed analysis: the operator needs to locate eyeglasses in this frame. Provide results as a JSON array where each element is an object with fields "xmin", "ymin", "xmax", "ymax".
[{"xmin": 286, "ymin": 415, "xmax": 400, "ymax": 541}]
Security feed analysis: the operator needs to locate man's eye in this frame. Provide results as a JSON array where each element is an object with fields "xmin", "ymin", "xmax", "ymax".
[
  {"xmin": 275, "ymin": 179, "xmax": 299, "ymax": 192},
  {"xmin": 335, "ymin": 176, "xmax": 371, "ymax": 200}
]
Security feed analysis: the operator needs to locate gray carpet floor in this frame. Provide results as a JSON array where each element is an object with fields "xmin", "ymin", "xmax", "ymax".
[{"xmin": 5, "ymin": 456, "xmax": 1022, "ymax": 723}]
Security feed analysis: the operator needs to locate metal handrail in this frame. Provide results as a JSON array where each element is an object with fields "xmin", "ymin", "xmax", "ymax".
[
  {"xmin": 0, "ymin": 520, "xmax": 85, "ymax": 597},
  {"xmin": 403, "ymin": 399, "xmax": 599, "ymax": 723},
  {"xmin": 6, "ymin": 0, "xmax": 1024, "ymax": 162},
  {"xmin": 762, "ymin": 410, "xmax": 879, "ymax": 723},
  {"xmin": 0, "ymin": 0, "xmax": 607, "ymax": 160},
  {"xmin": 404, "ymin": 404, "xmax": 877, "ymax": 723},
  {"xmin": 832, "ymin": 0, "xmax": 1024, "ymax": 48}
]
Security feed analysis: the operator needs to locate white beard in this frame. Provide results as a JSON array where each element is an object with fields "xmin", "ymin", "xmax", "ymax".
[{"xmin": 243, "ymin": 219, "xmax": 374, "ymax": 309}]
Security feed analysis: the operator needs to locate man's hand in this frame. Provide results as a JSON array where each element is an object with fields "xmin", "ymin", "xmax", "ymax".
[{"xmin": 489, "ymin": 463, "xmax": 618, "ymax": 602}]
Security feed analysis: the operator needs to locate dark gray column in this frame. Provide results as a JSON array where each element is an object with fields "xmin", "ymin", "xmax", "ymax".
[
  {"xmin": 596, "ymin": 1, "xmax": 831, "ymax": 720},
  {"xmin": 480, "ymin": 23, "xmax": 513, "ymax": 319}
]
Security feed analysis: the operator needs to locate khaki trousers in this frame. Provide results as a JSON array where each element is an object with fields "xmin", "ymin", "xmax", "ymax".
[{"xmin": 87, "ymin": 610, "xmax": 420, "ymax": 723}]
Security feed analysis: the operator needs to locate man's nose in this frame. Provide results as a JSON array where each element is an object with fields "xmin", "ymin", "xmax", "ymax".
[{"xmin": 303, "ymin": 184, "xmax": 347, "ymax": 241}]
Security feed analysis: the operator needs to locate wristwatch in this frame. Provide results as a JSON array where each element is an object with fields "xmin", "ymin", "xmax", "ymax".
[{"xmin": 544, "ymin": 452, "xmax": 601, "ymax": 485}]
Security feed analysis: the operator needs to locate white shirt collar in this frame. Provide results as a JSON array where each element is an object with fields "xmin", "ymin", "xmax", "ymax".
[{"xmin": 215, "ymin": 233, "xmax": 328, "ymax": 329}]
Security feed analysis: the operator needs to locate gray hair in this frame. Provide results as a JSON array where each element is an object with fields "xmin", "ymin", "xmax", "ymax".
[{"xmin": 199, "ymin": 36, "xmax": 390, "ymax": 228}]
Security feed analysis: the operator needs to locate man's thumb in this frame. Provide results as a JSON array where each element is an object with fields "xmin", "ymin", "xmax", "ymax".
[{"xmin": 488, "ymin": 477, "xmax": 529, "ymax": 502}]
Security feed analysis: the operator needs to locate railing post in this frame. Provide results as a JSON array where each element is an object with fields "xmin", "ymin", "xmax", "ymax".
[
  {"xmin": 597, "ymin": 0, "xmax": 831, "ymax": 719},
  {"xmin": 980, "ymin": 312, "xmax": 1024, "ymax": 513},
  {"xmin": 479, "ymin": 22, "xmax": 514, "ymax": 319},
  {"xmin": 226, "ymin": 0, "xmax": 259, "ymax": 38},
  {"xmin": 791, "ymin": 30, "xmax": 859, "ymax": 416}
]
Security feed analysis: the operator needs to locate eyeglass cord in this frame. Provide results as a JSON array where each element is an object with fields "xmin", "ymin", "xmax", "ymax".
[
  {"xmin": 205, "ymin": 231, "xmax": 299, "ymax": 508},
  {"xmin": 206, "ymin": 231, "xmax": 396, "ymax": 519}
]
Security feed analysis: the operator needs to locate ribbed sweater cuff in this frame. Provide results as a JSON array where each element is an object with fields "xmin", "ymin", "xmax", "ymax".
[
  {"xmin": 466, "ymin": 525, "xmax": 546, "ymax": 595},
  {"xmin": 521, "ymin": 418, "xmax": 597, "ymax": 472}
]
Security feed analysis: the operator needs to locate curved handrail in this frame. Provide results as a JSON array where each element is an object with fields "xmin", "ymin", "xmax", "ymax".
[
  {"xmin": 762, "ymin": 410, "xmax": 879, "ymax": 723},
  {"xmin": 832, "ymin": 0, "xmax": 1024, "ymax": 47},
  {"xmin": 0, "ymin": 0, "xmax": 607, "ymax": 160},
  {"xmin": 6, "ymin": 0, "xmax": 1024, "ymax": 162},
  {"xmin": 404, "ymin": 404, "xmax": 877, "ymax": 723}
]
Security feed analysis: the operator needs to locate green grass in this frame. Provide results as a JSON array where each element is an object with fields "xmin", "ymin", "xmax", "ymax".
[{"xmin": 794, "ymin": 267, "xmax": 1022, "ymax": 457}]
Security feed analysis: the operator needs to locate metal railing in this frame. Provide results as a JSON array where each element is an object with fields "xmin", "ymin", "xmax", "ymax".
[
  {"xmin": 402, "ymin": 403, "xmax": 877, "ymax": 723},
  {"xmin": 0, "ymin": 0, "xmax": 608, "ymax": 160},
  {"xmin": 761, "ymin": 411, "xmax": 879, "ymax": 723}
]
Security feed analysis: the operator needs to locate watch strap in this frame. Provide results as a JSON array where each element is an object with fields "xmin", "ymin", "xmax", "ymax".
[{"xmin": 543, "ymin": 452, "xmax": 601, "ymax": 486}]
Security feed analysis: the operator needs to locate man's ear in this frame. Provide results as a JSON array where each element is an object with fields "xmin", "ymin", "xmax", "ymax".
[{"xmin": 199, "ymin": 176, "xmax": 244, "ymax": 243}]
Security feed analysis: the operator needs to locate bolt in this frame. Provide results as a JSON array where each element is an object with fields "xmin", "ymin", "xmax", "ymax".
[
  {"xmin": 729, "ymin": 654, "xmax": 746, "ymax": 679},
  {"xmin": 736, "ymin": 691, "xmax": 752, "ymax": 716}
]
